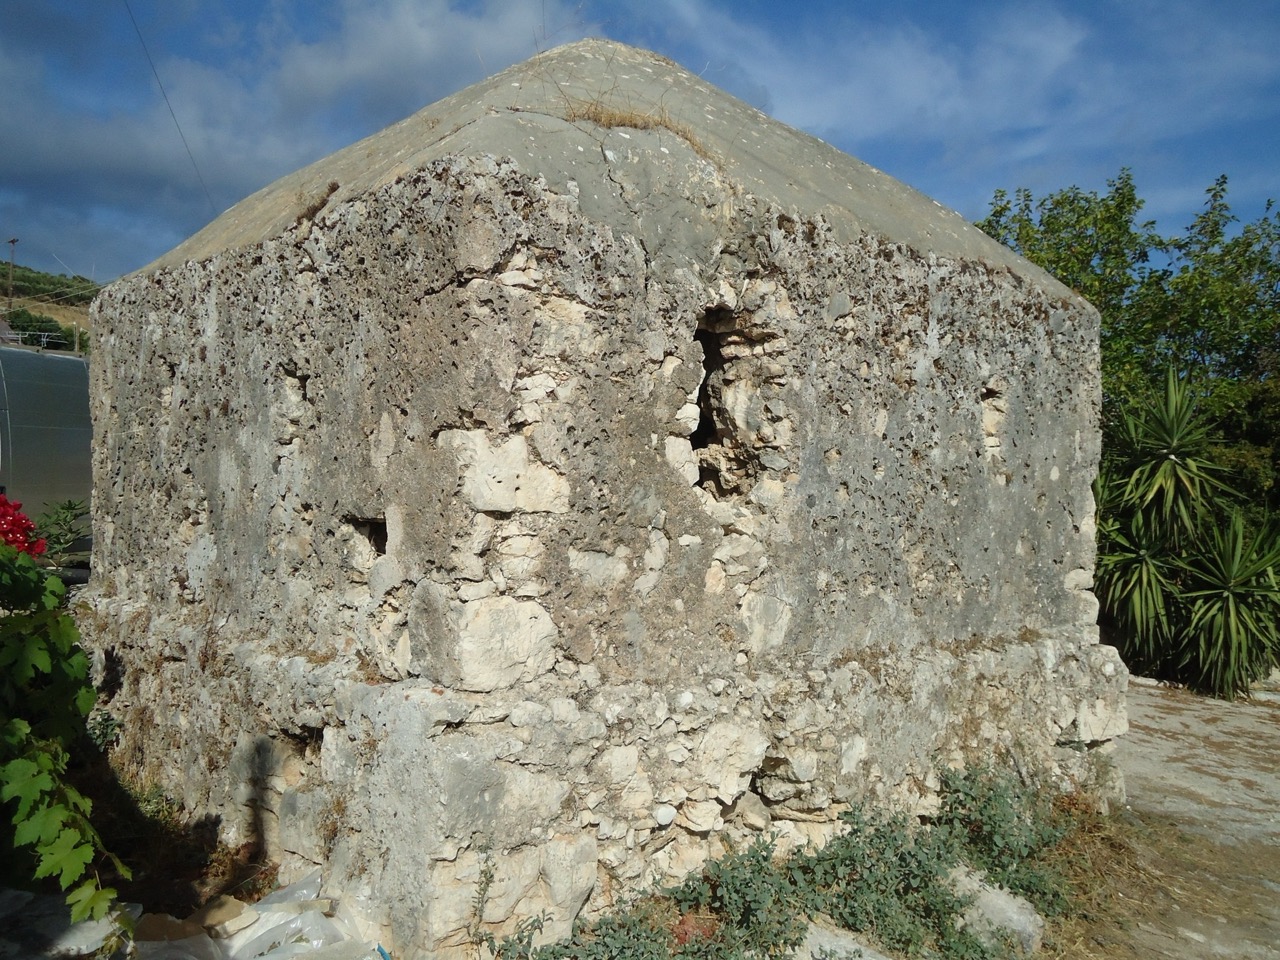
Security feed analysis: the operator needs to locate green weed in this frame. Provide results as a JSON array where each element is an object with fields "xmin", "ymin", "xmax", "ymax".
[
  {"xmin": 936, "ymin": 765, "xmax": 1070, "ymax": 917},
  {"xmin": 483, "ymin": 764, "xmax": 1090, "ymax": 960},
  {"xmin": 799, "ymin": 806, "xmax": 981, "ymax": 957},
  {"xmin": 34, "ymin": 500, "xmax": 90, "ymax": 570}
]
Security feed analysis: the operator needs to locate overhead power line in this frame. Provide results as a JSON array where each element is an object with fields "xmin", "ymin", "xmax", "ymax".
[{"xmin": 121, "ymin": 0, "xmax": 217, "ymax": 218}]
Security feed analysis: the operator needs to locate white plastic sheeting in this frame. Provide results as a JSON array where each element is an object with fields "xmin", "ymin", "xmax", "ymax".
[{"xmin": 132, "ymin": 872, "xmax": 384, "ymax": 960}]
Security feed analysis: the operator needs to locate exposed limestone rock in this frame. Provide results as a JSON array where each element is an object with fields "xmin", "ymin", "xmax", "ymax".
[
  {"xmin": 82, "ymin": 39, "xmax": 1126, "ymax": 959},
  {"xmin": 952, "ymin": 867, "xmax": 1046, "ymax": 955}
]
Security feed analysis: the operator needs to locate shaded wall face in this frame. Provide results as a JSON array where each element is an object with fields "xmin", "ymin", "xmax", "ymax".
[{"xmin": 85, "ymin": 155, "xmax": 1123, "ymax": 957}]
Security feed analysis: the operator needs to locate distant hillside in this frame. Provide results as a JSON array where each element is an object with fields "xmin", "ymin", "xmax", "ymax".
[
  {"xmin": 3, "ymin": 263, "xmax": 98, "ymax": 349},
  {"xmin": 5, "ymin": 262, "xmax": 100, "ymax": 306}
]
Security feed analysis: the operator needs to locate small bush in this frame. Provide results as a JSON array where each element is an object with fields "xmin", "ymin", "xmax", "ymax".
[
  {"xmin": 936, "ymin": 765, "xmax": 1070, "ymax": 916},
  {"xmin": 667, "ymin": 834, "xmax": 808, "ymax": 957},
  {"xmin": 799, "ymin": 805, "xmax": 981, "ymax": 957},
  {"xmin": 0, "ymin": 538, "xmax": 127, "ymax": 922},
  {"xmin": 483, "ymin": 764, "xmax": 1099, "ymax": 960}
]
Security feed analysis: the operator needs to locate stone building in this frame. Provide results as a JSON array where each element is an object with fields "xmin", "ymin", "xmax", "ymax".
[{"xmin": 84, "ymin": 40, "xmax": 1126, "ymax": 958}]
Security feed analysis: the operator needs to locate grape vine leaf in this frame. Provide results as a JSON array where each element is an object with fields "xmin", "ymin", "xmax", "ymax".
[
  {"xmin": 1, "ymin": 757, "xmax": 55, "ymax": 820},
  {"xmin": 13, "ymin": 801, "xmax": 68, "ymax": 847},
  {"xmin": 33, "ymin": 826, "xmax": 96, "ymax": 889},
  {"xmin": 66, "ymin": 878, "xmax": 119, "ymax": 923}
]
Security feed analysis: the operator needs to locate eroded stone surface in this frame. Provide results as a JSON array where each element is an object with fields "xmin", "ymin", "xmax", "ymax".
[{"xmin": 82, "ymin": 39, "xmax": 1126, "ymax": 960}]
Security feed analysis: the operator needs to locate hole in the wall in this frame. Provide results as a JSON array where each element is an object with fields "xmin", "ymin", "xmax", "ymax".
[
  {"xmin": 281, "ymin": 362, "xmax": 311, "ymax": 402},
  {"xmin": 93, "ymin": 647, "xmax": 125, "ymax": 699},
  {"xmin": 690, "ymin": 309, "xmax": 736, "ymax": 496},
  {"xmin": 344, "ymin": 515, "xmax": 388, "ymax": 555},
  {"xmin": 689, "ymin": 327, "xmax": 725, "ymax": 453},
  {"xmin": 687, "ymin": 305, "xmax": 782, "ymax": 498},
  {"xmin": 281, "ymin": 725, "xmax": 325, "ymax": 761}
]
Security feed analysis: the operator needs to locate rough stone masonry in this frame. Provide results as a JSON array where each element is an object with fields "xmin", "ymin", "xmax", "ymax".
[{"xmin": 83, "ymin": 40, "xmax": 1127, "ymax": 958}]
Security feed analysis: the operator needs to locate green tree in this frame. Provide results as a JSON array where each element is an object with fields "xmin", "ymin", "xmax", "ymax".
[
  {"xmin": 977, "ymin": 169, "xmax": 1166, "ymax": 413},
  {"xmin": 3, "ymin": 307, "xmax": 88, "ymax": 352},
  {"xmin": 6, "ymin": 307, "xmax": 70, "ymax": 349},
  {"xmin": 6, "ymin": 264, "xmax": 99, "ymax": 306},
  {"xmin": 1158, "ymin": 185, "xmax": 1280, "ymax": 501}
]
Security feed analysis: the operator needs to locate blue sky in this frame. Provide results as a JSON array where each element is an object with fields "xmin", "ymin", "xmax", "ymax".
[{"xmin": 4, "ymin": 0, "xmax": 1278, "ymax": 283}]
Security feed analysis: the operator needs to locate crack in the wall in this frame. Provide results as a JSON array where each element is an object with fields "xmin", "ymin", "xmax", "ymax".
[{"xmin": 280, "ymin": 362, "xmax": 312, "ymax": 404}]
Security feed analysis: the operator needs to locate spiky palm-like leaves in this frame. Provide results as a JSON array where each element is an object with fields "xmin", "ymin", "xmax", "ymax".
[
  {"xmin": 1177, "ymin": 513, "xmax": 1280, "ymax": 697},
  {"xmin": 1117, "ymin": 369, "xmax": 1238, "ymax": 537},
  {"xmin": 1096, "ymin": 370, "xmax": 1280, "ymax": 698},
  {"xmin": 1095, "ymin": 508, "xmax": 1178, "ymax": 670}
]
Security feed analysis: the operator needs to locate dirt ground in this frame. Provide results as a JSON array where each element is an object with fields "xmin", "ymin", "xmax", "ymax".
[{"xmin": 1049, "ymin": 680, "xmax": 1280, "ymax": 959}]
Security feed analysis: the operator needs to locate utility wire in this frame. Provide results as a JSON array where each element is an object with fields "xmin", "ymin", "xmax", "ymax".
[
  {"xmin": 8, "ymin": 287, "xmax": 97, "ymax": 308},
  {"xmin": 121, "ymin": 0, "xmax": 217, "ymax": 218}
]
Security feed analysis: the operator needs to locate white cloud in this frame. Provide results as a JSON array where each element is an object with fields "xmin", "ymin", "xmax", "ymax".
[
  {"xmin": 268, "ymin": 0, "xmax": 590, "ymax": 121},
  {"xmin": 639, "ymin": 0, "xmax": 1100, "ymax": 159},
  {"xmin": 170, "ymin": 0, "xmax": 598, "ymax": 210},
  {"xmin": 644, "ymin": 0, "xmax": 1279, "ymax": 167}
]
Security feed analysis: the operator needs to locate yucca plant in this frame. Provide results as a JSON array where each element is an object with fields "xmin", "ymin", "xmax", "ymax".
[
  {"xmin": 1175, "ymin": 511, "xmax": 1280, "ymax": 699},
  {"xmin": 1115, "ymin": 368, "xmax": 1238, "ymax": 541},
  {"xmin": 1097, "ymin": 368, "xmax": 1280, "ymax": 698},
  {"xmin": 1094, "ymin": 508, "xmax": 1180, "ymax": 674}
]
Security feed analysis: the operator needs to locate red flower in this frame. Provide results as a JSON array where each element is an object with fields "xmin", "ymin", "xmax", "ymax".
[{"xmin": 0, "ymin": 495, "xmax": 46, "ymax": 556}]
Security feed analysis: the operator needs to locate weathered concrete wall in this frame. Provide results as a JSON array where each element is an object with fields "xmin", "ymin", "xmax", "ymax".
[{"xmin": 83, "ymin": 40, "xmax": 1125, "ymax": 959}]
